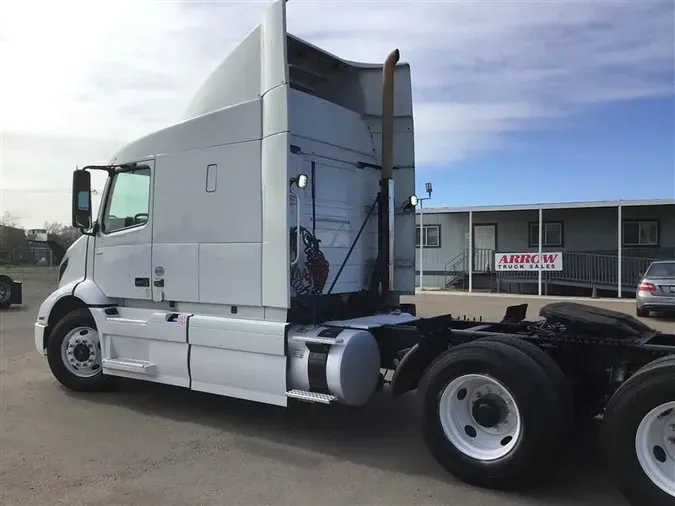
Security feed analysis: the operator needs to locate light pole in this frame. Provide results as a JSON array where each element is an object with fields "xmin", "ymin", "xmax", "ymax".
[{"xmin": 417, "ymin": 182, "xmax": 432, "ymax": 290}]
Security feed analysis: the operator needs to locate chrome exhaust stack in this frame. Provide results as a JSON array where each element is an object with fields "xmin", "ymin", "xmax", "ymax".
[{"xmin": 380, "ymin": 49, "xmax": 399, "ymax": 297}]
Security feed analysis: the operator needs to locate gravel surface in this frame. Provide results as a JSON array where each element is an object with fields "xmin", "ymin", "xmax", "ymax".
[{"xmin": 1, "ymin": 269, "xmax": 649, "ymax": 505}]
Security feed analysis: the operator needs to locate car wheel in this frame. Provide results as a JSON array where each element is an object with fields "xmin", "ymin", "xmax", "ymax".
[{"xmin": 636, "ymin": 307, "xmax": 649, "ymax": 318}]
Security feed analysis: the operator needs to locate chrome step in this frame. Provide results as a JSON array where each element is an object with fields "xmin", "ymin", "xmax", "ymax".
[
  {"xmin": 102, "ymin": 358, "xmax": 157, "ymax": 375},
  {"xmin": 291, "ymin": 335, "xmax": 343, "ymax": 345},
  {"xmin": 104, "ymin": 316, "xmax": 146, "ymax": 324},
  {"xmin": 286, "ymin": 389, "xmax": 337, "ymax": 404}
]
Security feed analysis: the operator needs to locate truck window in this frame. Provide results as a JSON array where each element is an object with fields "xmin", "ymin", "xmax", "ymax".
[{"xmin": 102, "ymin": 167, "xmax": 151, "ymax": 233}]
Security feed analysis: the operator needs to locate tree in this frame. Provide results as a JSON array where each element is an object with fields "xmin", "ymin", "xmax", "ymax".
[
  {"xmin": 42, "ymin": 221, "xmax": 81, "ymax": 249},
  {"xmin": 0, "ymin": 211, "xmax": 19, "ymax": 228},
  {"xmin": 43, "ymin": 221, "xmax": 66, "ymax": 236}
]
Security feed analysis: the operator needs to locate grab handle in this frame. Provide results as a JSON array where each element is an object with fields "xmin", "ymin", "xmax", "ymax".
[{"xmin": 290, "ymin": 189, "xmax": 301, "ymax": 266}]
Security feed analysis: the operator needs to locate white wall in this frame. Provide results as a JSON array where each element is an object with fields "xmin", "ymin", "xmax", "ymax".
[{"xmin": 416, "ymin": 204, "xmax": 675, "ymax": 288}]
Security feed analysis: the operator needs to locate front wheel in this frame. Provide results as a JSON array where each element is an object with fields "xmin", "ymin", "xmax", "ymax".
[
  {"xmin": 0, "ymin": 275, "xmax": 14, "ymax": 309},
  {"xmin": 603, "ymin": 356, "xmax": 675, "ymax": 506},
  {"xmin": 417, "ymin": 340, "xmax": 564, "ymax": 490},
  {"xmin": 47, "ymin": 308, "xmax": 110, "ymax": 392}
]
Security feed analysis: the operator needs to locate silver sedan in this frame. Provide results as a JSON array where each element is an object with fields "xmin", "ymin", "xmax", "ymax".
[{"xmin": 636, "ymin": 260, "xmax": 675, "ymax": 317}]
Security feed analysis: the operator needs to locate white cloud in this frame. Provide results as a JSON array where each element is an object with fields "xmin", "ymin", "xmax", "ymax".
[{"xmin": 1, "ymin": 0, "xmax": 673, "ymax": 226}]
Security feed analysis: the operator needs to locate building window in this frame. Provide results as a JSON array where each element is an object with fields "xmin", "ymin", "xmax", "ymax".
[
  {"xmin": 528, "ymin": 221, "xmax": 563, "ymax": 247},
  {"xmin": 623, "ymin": 220, "xmax": 658, "ymax": 246},
  {"xmin": 416, "ymin": 224, "xmax": 440, "ymax": 248}
]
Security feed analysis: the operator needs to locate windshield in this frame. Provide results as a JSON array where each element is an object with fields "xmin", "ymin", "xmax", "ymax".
[{"xmin": 646, "ymin": 262, "xmax": 675, "ymax": 278}]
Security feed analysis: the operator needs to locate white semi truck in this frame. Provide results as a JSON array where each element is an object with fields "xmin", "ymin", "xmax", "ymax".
[{"xmin": 33, "ymin": 2, "xmax": 674, "ymax": 505}]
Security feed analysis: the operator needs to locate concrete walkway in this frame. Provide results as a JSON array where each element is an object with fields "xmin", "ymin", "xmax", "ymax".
[{"xmin": 404, "ymin": 290, "xmax": 675, "ymax": 333}]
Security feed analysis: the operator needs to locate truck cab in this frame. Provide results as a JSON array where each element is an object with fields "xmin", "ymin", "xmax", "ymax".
[{"xmin": 34, "ymin": 0, "xmax": 416, "ymax": 407}]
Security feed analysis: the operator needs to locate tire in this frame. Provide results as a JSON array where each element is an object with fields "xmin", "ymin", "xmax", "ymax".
[
  {"xmin": 631, "ymin": 355, "xmax": 675, "ymax": 377},
  {"xmin": 636, "ymin": 307, "xmax": 649, "ymax": 318},
  {"xmin": 0, "ymin": 275, "xmax": 13, "ymax": 309},
  {"xmin": 47, "ymin": 308, "xmax": 110, "ymax": 392},
  {"xmin": 417, "ymin": 340, "xmax": 563, "ymax": 490},
  {"xmin": 603, "ymin": 357, "xmax": 675, "ymax": 506},
  {"xmin": 476, "ymin": 336, "xmax": 574, "ymax": 431}
]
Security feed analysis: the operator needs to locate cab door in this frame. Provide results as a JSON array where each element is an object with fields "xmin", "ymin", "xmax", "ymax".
[{"xmin": 93, "ymin": 162, "xmax": 154, "ymax": 301}]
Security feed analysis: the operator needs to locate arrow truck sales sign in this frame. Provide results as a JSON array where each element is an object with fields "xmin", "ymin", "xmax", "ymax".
[{"xmin": 495, "ymin": 252, "xmax": 563, "ymax": 272}]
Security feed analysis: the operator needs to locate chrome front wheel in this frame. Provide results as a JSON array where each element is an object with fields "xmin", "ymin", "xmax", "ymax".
[
  {"xmin": 47, "ymin": 308, "xmax": 110, "ymax": 392},
  {"xmin": 60, "ymin": 326, "xmax": 101, "ymax": 378}
]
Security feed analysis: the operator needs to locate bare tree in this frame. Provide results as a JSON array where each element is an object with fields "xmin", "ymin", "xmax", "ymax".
[
  {"xmin": 43, "ymin": 221, "xmax": 66, "ymax": 236},
  {"xmin": 42, "ymin": 221, "xmax": 82, "ymax": 249},
  {"xmin": 0, "ymin": 211, "xmax": 19, "ymax": 228}
]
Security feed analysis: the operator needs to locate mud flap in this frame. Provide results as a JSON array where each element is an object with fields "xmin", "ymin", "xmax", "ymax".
[{"xmin": 10, "ymin": 280, "xmax": 22, "ymax": 305}]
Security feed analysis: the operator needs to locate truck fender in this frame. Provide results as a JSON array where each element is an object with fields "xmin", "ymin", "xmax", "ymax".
[
  {"xmin": 389, "ymin": 333, "xmax": 452, "ymax": 397},
  {"xmin": 72, "ymin": 279, "xmax": 115, "ymax": 307},
  {"xmin": 36, "ymin": 280, "xmax": 115, "ymax": 352}
]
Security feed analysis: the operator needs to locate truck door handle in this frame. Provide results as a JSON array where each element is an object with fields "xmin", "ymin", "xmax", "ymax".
[{"xmin": 135, "ymin": 277, "xmax": 150, "ymax": 287}]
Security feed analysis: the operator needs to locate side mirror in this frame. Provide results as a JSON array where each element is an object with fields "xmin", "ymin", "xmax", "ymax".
[{"xmin": 71, "ymin": 170, "xmax": 92, "ymax": 229}]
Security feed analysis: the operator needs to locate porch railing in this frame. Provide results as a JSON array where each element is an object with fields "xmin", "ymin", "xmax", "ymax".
[{"xmin": 443, "ymin": 249, "xmax": 658, "ymax": 290}]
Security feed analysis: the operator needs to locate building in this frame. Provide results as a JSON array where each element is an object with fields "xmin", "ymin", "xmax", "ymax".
[{"xmin": 415, "ymin": 198, "xmax": 675, "ymax": 297}]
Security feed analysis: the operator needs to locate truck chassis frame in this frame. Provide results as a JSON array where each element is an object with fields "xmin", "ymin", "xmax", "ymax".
[{"xmin": 355, "ymin": 300, "xmax": 675, "ymax": 506}]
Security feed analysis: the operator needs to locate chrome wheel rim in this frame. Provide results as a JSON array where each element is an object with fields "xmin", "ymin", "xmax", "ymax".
[{"xmin": 60, "ymin": 326, "xmax": 101, "ymax": 378}]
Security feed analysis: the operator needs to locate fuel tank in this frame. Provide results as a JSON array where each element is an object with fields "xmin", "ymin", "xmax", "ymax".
[{"xmin": 287, "ymin": 325, "xmax": 381, "ymax": 406}]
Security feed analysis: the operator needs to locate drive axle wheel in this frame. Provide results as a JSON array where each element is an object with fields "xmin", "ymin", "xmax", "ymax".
[
  {"xmin": 418, "ymin": 340, "xmax": 563, "ymax": 490},
  {"xmin": 476, "ymin": 336, "xmax": 573, "ymax": 431},
  {"xmin": 438, "ymin": 374, "xmax": 521, "ymax": 461},
  {"xmin": 47, "ymin": 308, "xmax": 110, "ymax": 392},
  {"xmin": 603, "ymin": 356, "xmax": 675, "ymax": 506}
]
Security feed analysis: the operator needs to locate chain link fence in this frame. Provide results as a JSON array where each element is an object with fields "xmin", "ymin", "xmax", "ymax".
[{"xmin": 0, "ymin": 247, "xmax": 55, "ymax": 266}]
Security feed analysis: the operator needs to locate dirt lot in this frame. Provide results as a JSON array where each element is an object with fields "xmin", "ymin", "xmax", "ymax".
[{"xmin": 4, "ymin": 268, "xmax": 671, "ymax": 505}]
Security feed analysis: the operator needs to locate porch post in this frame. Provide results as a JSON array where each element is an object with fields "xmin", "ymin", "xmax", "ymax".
[
  {"xmin": 419, "ymin": 200, "xmax": 424, "ymax": 290},
  {"xmin": 617, "ymin": 202, "xmax": 622, "ymax": 298},
  {"xmin": 538, "ymin": 208, "xmax": 543, "ymax": 296},
  {"xmin": 468, "ymin": 211, "xmax": 473, "ymax": 293}
]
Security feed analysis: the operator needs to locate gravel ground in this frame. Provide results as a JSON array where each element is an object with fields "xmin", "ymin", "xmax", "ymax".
[{"xmin": 3, "ymin": 268, "xmax": 662, "ymax": 505}]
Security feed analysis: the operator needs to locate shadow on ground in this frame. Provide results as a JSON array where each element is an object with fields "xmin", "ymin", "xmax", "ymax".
[{"xmin": 63, "ymin": 380, "xmax": 622, "ymax": 504}]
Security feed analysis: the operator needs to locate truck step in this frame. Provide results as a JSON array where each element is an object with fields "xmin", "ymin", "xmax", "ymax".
[
  {"xmin": 291, "ymin": 335, "xmax": 343, "ymax": 345},
  {"xmin": 102, "ymin": 358, "xmax": 157, "ymax": 375},
  {"xmin": 286, "ymin": 389, "xmax": 337, "ymax": 404}
]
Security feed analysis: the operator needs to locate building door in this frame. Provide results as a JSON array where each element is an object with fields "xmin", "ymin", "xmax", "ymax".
[{"xmin": 473, "ymin": 224, "xmax": 496, "ymax": 272}]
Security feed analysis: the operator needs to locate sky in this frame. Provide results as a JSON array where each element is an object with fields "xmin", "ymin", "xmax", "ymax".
[{"xmin": 1, "ymin": 0, "xmax": 674, "ymax": 228}]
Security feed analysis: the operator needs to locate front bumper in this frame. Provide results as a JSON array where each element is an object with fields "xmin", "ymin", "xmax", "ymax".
[{"xmin": 35, "ymin": 322, "xmax": 47, "ymax": 356}]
